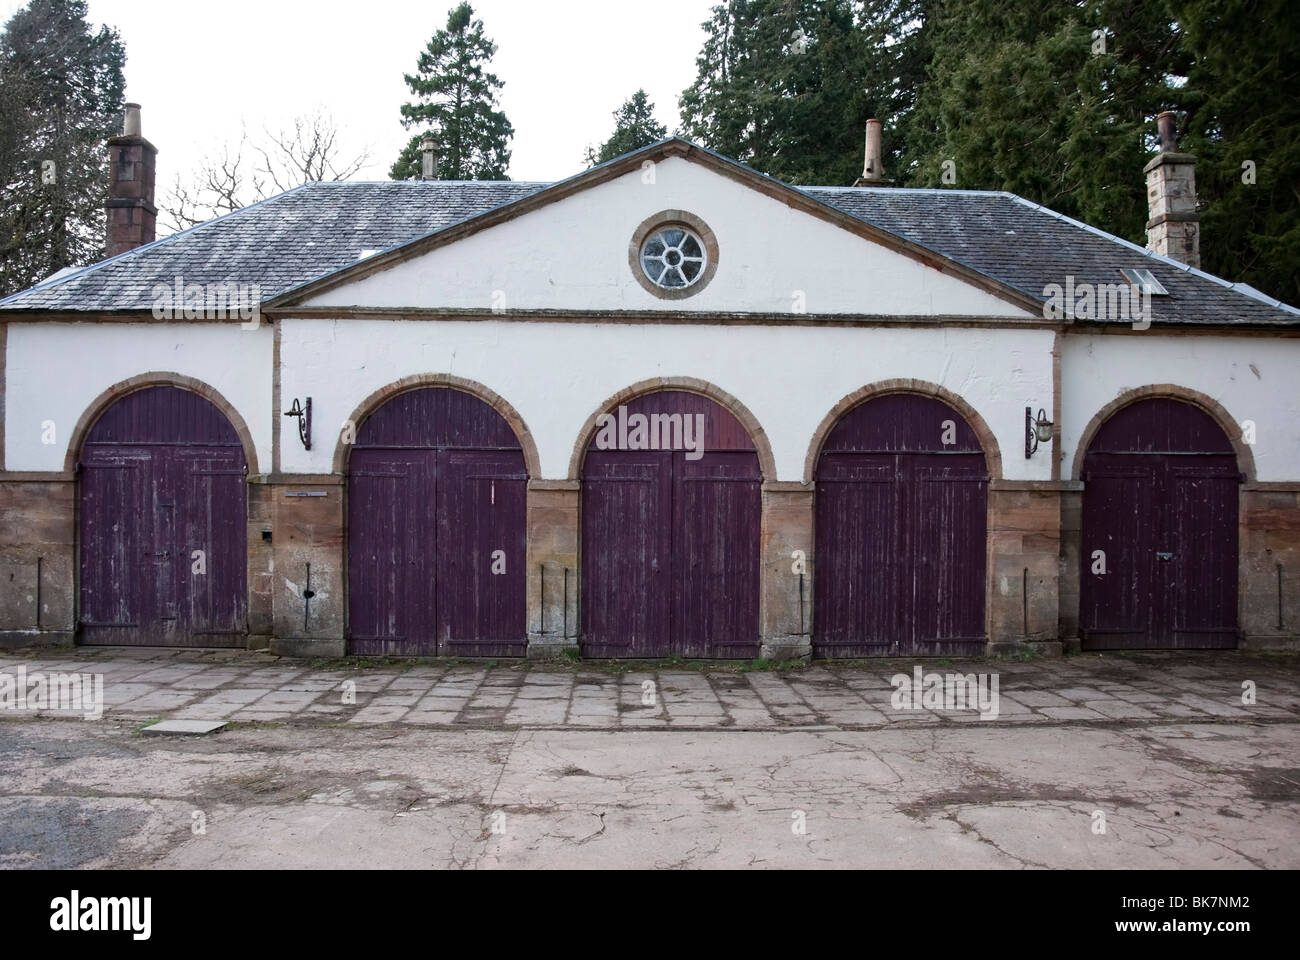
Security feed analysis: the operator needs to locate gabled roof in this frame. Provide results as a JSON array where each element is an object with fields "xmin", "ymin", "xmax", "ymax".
[{"xmin": 2, "ymin": 137, "xmax": 1296, "ymax": 326}]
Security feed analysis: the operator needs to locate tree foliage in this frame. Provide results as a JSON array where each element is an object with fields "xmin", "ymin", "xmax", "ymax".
[
  {"xmin": 904, "ymin": 0, "xmax": 1179, "ymax": 244},
  {"xmin": 584, "ymin": 90, "xmax": 667, "ymax": 167},
  {"xmin": 0, "ymin": 0, "xmax": 125, "ymax": 297},
  {"xmin": 1173, "ymin": 0, "xmax": 1300, "ymax": 303},
  {"xmin": 679, "ymin": 0, "xmax": 873, "ymax": 185},
  {"xmin": 391, "ymin": 2, "xmax": 513, "ymax": 180}
]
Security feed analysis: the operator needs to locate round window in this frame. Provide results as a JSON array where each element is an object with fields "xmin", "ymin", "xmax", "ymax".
[{"xmin": 639, "ymin": 226, "xmax": 708, "ymax": 290}]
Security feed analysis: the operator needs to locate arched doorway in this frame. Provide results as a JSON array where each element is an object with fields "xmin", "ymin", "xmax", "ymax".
[
  {"xmin": 581, "ymin": 390, "xmax": 761, "ymax": 658},
  {"xmin": 347, "ymin": 387, "xmax": 527, "ymax": 656},
  {"xmin": 1080, "ymin": 397, "xmax": 1239, "ymax": 649},
  {"xmin": 79, "ymin": 385, "xmax": 248, "ymax": 646},
  {"xmin": 814, "ymin": 393, "xmax": 989, "ymax": 657}
]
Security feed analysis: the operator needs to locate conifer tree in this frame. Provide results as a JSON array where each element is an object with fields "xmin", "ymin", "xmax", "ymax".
[
  {"xmin": 0, "ymin": 0, "xmax": 125, "ymax": 296},
  {"xmin": 1172, "ymin": 0, "xmax": 1300, "ymax": 302},
  {"xmin": 584, "ymin": 90, "xmax": 667, "ymax": 167},
  {"xmin": 391, "ymin": 2, "xmax": 513, "ymax": 181},
  {"xmin": 904, "ymin": 0, "xmax": 1176, "ymax": 242},
  {"xmin": 679, "ymin": 0, "xmax": 872, "ymax": 185}
]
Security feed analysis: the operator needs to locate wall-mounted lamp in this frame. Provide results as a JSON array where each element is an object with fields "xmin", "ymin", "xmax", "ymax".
[
  {"xmin": 284, "ymin": 397, "xmax": 312, "ymax": 451},
  {"xmin": 1025, "ymin": 406, "xmax": 1053, "ymax": 459}
]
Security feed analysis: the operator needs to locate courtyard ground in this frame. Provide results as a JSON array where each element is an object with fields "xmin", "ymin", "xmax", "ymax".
[{"xmin": 1, "ymin": 648, "xmax": 1297, "ymax": 869}]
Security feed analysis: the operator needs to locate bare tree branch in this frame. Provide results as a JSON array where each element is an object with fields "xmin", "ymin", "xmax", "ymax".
[{"xmin": 159, "ymin": 111, "xmax": 370, "ymax": 233}]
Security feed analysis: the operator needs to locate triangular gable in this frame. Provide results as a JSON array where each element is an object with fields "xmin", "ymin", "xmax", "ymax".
[{"xmin": 266, "ymin": 139, "xmax": 1040, "ymax": 319}]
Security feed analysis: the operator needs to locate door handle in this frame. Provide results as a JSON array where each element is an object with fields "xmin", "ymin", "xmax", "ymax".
[{"xmin": 1155, "ymin": 551, "xmax": 1173, "ymax": 561}]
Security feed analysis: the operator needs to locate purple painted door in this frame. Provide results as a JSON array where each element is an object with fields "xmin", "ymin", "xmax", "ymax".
[
  {"xmin": 347, "ymin": 388, "xmax": 527, "ymax": 657},
  {"xmin": 814, "ymin": 394, "xmax": 988, "ymax": 657},
  {"xmin": 581, "ymin": 391, "xmax": 761, "ymax": 658},
  {"xmin": 1081, "ymin": 398, "xmax": 1239, "ymax": 649},
  {"xmin": 79, "ymin": 386, "xmax": 247, "ymax": 647}
]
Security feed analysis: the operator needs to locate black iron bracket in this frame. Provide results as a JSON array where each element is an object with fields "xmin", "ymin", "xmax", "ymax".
[
  {"xmin": 1025, "ymin": 406, "xmax": 1052, "ymax": 459},
  {"xmin": 284, "ymin": 397, "xmax": 312, "ymax": 451}
]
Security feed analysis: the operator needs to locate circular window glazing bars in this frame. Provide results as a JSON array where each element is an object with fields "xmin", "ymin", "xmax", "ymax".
[{"xmin": 640, "ymin": 228, "xmax": 707, "ymax": 289}]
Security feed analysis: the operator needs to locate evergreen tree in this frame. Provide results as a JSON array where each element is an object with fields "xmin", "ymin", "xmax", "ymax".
[
  {"xmin": 679, "ymin": 0, "xmax": 872, "ymax": 185},
  {"xmin": 584, "ymin": 90, "xmax": 667, "ymax": 167},
  {"xmin": 0, "ymin": 0, "xmax": 125, "ymax": 297},
  {"xmin": 861, "ymin": 0, "xmax": 935, "ymax": 182},
  {"xmin": 391, "ymin": 2, "xmax": 513, "ymax": 181},
  {"xmin": 1172, "ymin": 0, "xmax": 1300, "ymax": 303},
  {"xmin": 904, "ymin": 0, "xmax": 1176, "ymax": 243}
]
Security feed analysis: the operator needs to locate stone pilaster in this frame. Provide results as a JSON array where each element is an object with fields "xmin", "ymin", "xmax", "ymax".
[
  {"xmin": 1058, "ymin": 487, "xmax": 1083, "ymax": 644},
  {"xmin": 246, "ymin": 480, "xmax": 274, "ymax": 646},
  {"xmin": 759, "ymin": 482, "xmax": 814, "ymax": 659},
  {"xmin": 986, "ymin": 482, "xmax": 1063, "ymax": 655},
  {"xmin": 269, "ymin": 477, "xmax": 345, "ymax": 657},
  {"xmin": 1240, "ymin": 486, "xmax": 1300, "ymax": 649},
  {"xmin": 0, "ymin": 479, "xmax": 76, "ymax": 646},
  {"xmin": 526, "ymin": 480, "xmax": 579, "ymax": 657}
]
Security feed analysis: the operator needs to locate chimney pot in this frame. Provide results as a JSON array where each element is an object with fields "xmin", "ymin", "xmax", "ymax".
[
  {"xmin": 853, "ymin": 118, "xmax": 888, "ymax": 187},
  {"xmin": 1156, "ymin": 110, "xmax": 1178, "ymax": 153},
  {"xmin": 420, "ymin": 136, "xmax": 439, "ymax": 180},
  {"xmin": 123, "ymin": 102, "xmax": 142, "ymax": 138}
]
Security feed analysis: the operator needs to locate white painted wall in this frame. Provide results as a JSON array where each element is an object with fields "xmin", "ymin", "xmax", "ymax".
[
  {"xmin": 279, "ymin": 318, "xmax": 1056, "ymax": 481},
  {"xmin": 5, "ymin": 323, "xmax": 273, "ymax": 472},
  {"xmin": 1061, "ymin": 334, "xmax": 1300, "ymax": 481},
  {"xmin": 9, "ymin": 323, "xmax": 1294, "ymax": 486},
  {"xmin": 302, "ymin": 156, "xmax": 1035, "ymax": 320}
]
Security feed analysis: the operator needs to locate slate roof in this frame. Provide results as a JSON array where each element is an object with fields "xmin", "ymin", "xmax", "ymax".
[
  {"xmin": 0, "ymin": 180, "xmax": 546, "ymax": 314},
  {"xmin": 3, "ymin": 155, "xmax": 1296, "ymax": 326},
  {"xmin": 803, "ymin": 186, "xmax": 1299, "ymax": 326}
]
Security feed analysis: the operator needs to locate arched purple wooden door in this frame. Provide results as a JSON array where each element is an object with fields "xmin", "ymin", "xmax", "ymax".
[
  {"xmin": 1081, "ymin": 397, "xmax": 1239, "ymax": 649},
  {"xmin": 814, "ymin": 394, "xmax": 989, "ymax": 658},
  {"xmin": 348, "ymin": 388, "xmax": 527, "ymax": 657},
  {"xmin": 79, "ymin": 386, "xmax": 247, "ymax": 647},
  {"xmin": 581, "ymin": 391, "xmax": 761, "ymax": 658}
]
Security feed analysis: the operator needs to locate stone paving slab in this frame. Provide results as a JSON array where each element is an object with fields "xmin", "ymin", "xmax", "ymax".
[{"xmin": 0, "ymin": 648, "xmax": 1296, "ymax": 731}]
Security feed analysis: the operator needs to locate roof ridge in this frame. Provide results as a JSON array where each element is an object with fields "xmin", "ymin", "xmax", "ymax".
[
  {"xmin": 307, "ymin": 180, "xmax": 551, "ymax": 187},
  {"xmin": 808, "ymin": 185, "xmax": 1013, "ymax": 198}
]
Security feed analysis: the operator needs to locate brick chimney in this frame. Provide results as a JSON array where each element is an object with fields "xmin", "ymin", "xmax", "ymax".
[
  {"xmin": 105, "ymin": 103, "xmax": 158, "ymax": 257},
  {"xmin": 853, "ymin": 118, "xmax": 888, "ymax": 187},
  {"xmin": 1144, "ymin": 111, "xmax": 1199, "ymax": 268}
]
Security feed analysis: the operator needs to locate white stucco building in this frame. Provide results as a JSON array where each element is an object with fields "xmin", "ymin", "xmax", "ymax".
[{"xmin": 1, "ymin": 108, "xmax": 1296, "ymax": 659}]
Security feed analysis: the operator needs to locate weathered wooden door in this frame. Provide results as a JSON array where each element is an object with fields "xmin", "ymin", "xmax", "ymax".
[
  {"xmin": 347, "ymin": 388, "xmax": 527, "ymax": 657},
  {"xmin": 814, "ymin": 394, "xmax": 988, "ymax": 657},
  {"xmin": 79, "ymin": 386, "xmax": 247, "ymax": 647},
  {"xmin": 581, "ymin": 391, "xmax": 761, "ymax": 658},
  {"xmin": 1081, "ymin": 397, "xmax": 1239, "ymax": 649}
]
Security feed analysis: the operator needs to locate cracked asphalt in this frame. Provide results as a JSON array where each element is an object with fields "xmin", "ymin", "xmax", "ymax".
[{"xmin": 1, "ymin": 649, "xmax": 1298, "ymax": 868}]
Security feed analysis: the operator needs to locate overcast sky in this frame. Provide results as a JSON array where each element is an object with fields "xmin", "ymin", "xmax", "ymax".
[{"xmin": 3, "ymin": 0, "xmax": 714, "ymax": 185}]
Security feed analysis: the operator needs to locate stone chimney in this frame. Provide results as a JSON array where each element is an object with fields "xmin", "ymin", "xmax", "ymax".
[
  {"xmin": 105, "ymin": 103, "xmax": 157, "ymax": 257},
  {"xmin": 420, "ymin": 136, "xmax": 440, "ymax": 180},
  {"xmin": 1144, "ymin": 111, "xmax": 1199, "ymax": 268},
  {"xmin": 853, "ymin": 118, "xmax": 887, "ymax": 187}
]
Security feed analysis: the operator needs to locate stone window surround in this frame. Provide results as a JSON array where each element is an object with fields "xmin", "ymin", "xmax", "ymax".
[{"xmin": 628, "ymin": 210, "xmax": 720, "ymax": 301}]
